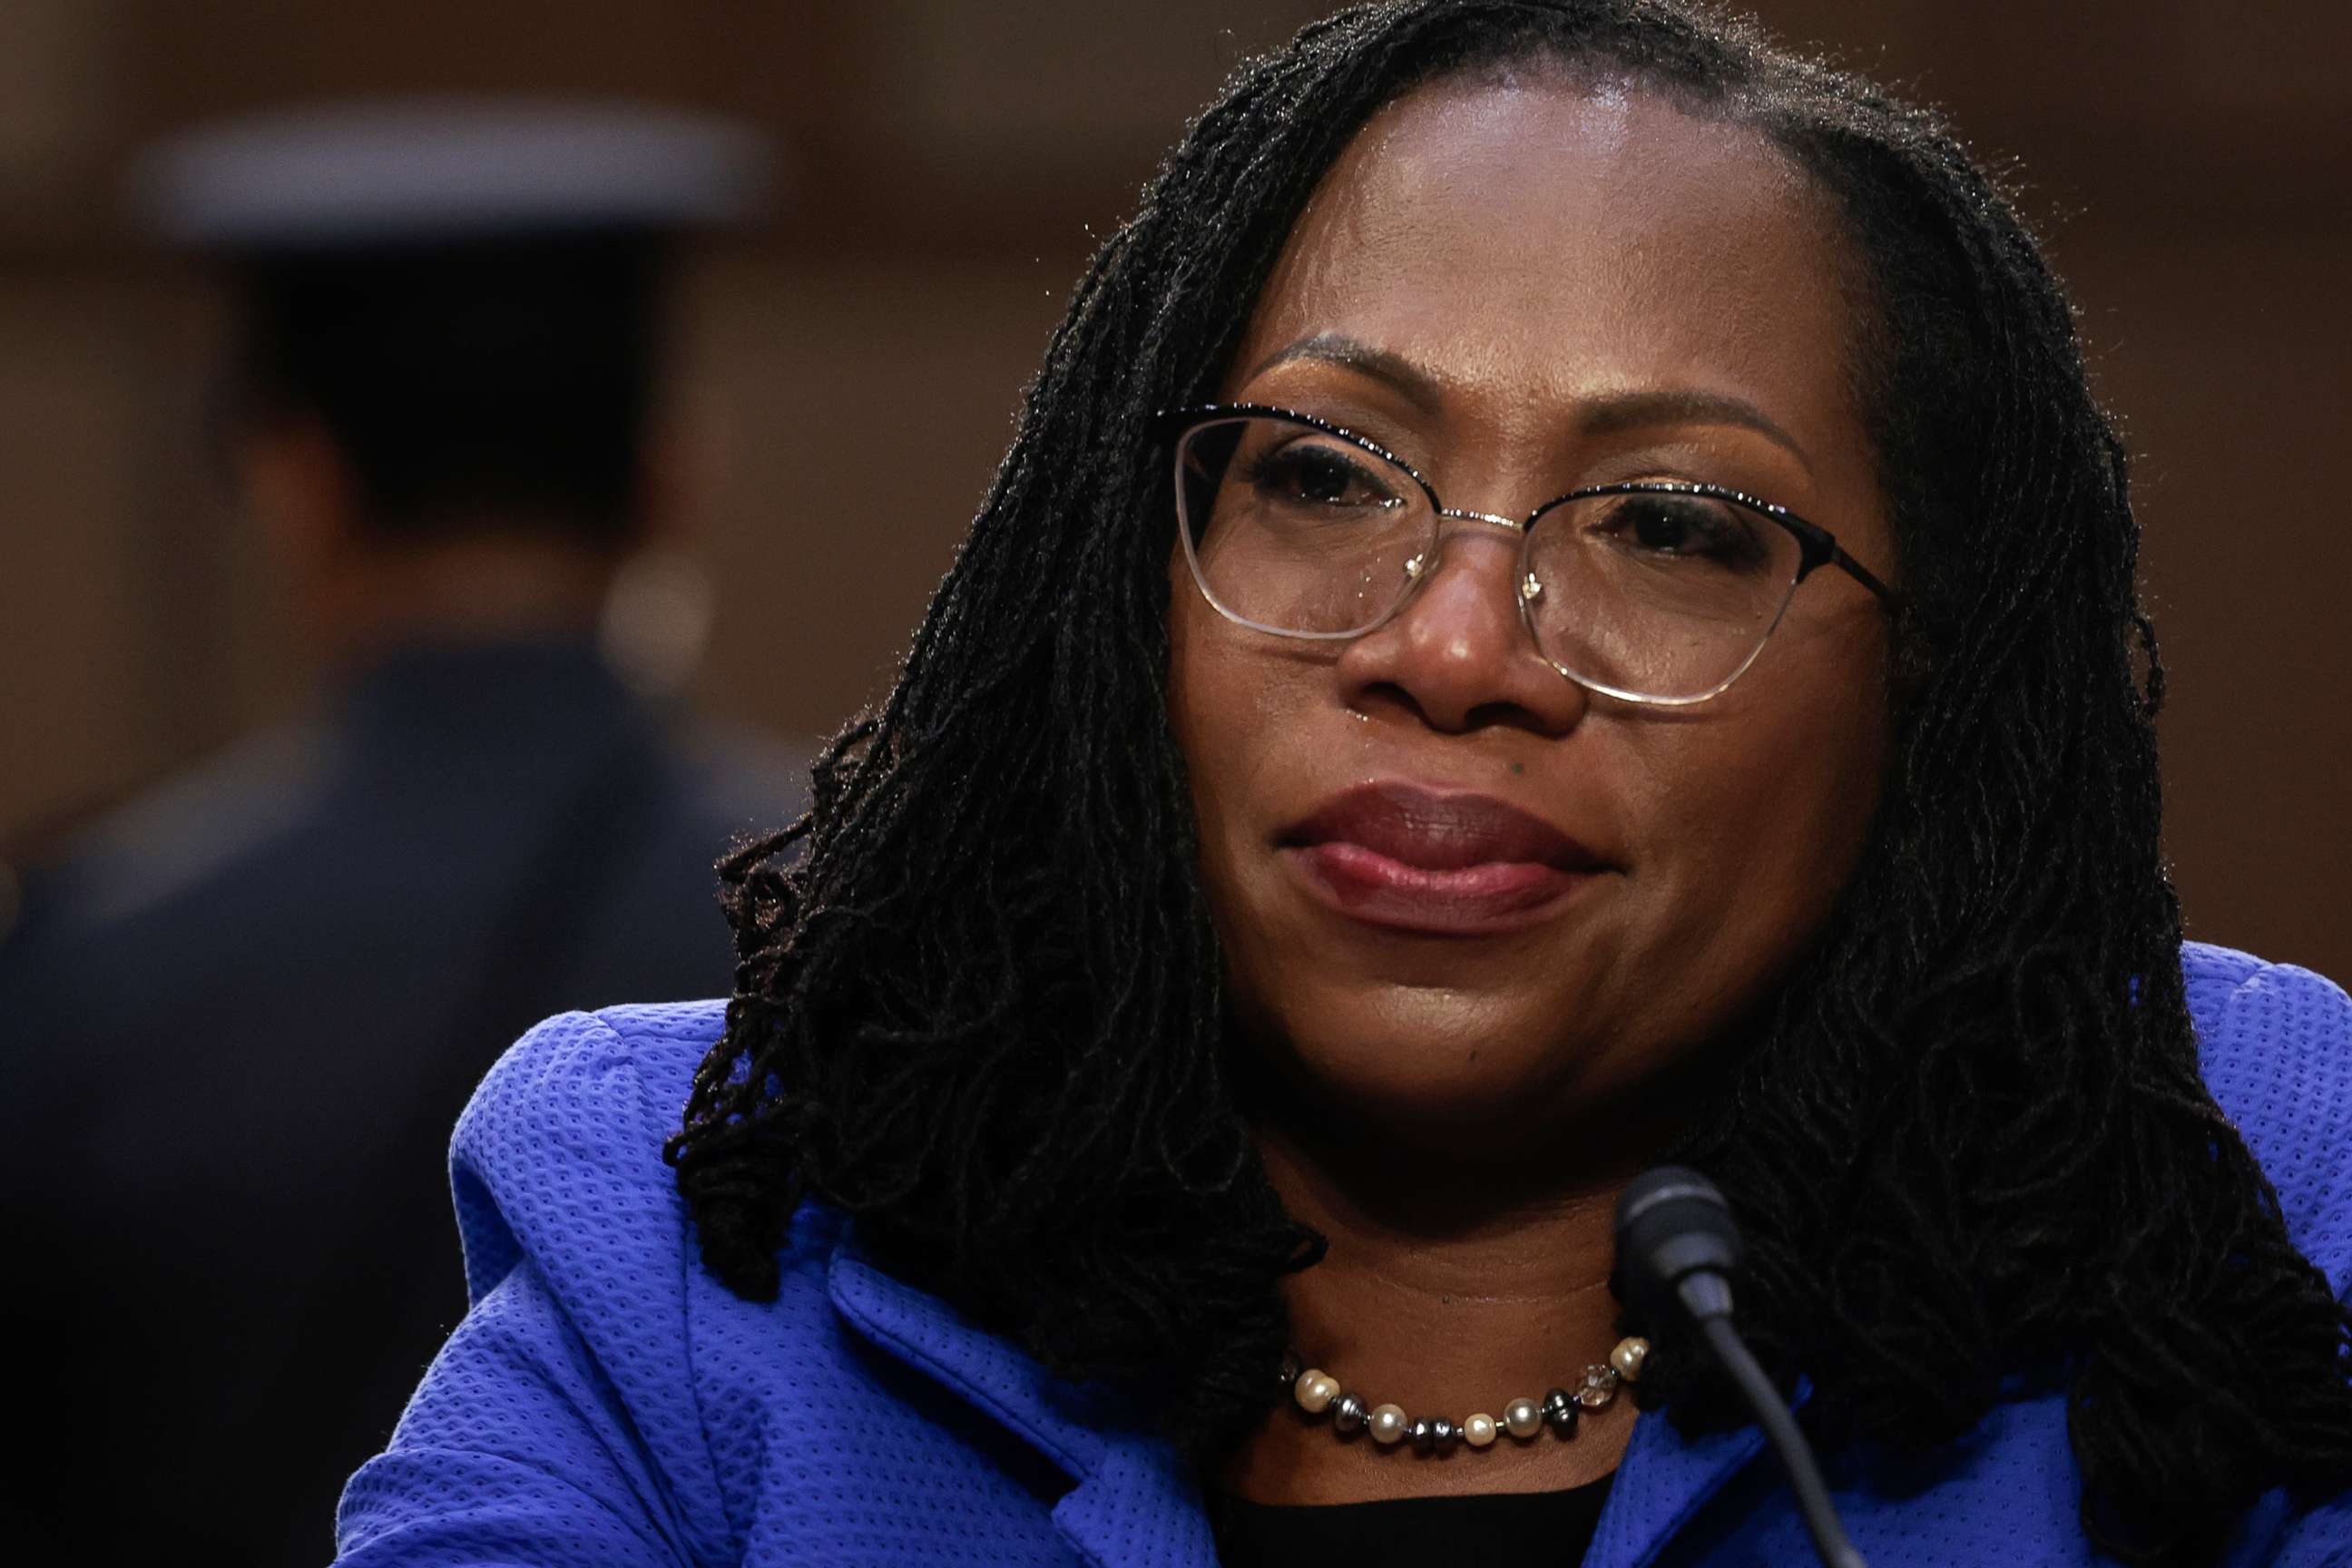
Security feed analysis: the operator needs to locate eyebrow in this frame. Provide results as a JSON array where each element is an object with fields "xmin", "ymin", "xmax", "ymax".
[
  {"xmin": 1246, "ymin": 331, "xmax": 1814, "ymax": 473},
  {"xmin": 1248, "ymin": 332, "xmax": 1446, "ymax": 414},
  {"xmin": 1579, "ymin": 388, "xmax": 1813, "ymax": 474}
]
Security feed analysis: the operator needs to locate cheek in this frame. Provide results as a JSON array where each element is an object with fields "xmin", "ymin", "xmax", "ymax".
[{"xmin": 1625, "ymin": 633, "xmax": 1888, "ymax": 1011}]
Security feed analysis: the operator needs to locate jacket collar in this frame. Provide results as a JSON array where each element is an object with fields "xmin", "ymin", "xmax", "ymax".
[
  {"xmin": 825, "ymin": 1230, "xmax": 1220, "ymax": 1568},
  {"xmin": 1587, "ymin": 1398, "xmax": 1775, "ymax": 1568},
  {"xmin": 827, "ymin": 1224, "xmax": 1779, "ymax": 1568}
]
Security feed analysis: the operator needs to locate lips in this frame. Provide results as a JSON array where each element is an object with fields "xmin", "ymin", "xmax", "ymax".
[{"xmin": 1277, "ymin": 781, "xmax": 1606, "ymax": 936}]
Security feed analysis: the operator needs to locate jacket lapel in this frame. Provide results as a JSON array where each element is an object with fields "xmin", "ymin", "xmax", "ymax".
[
  {"xmin": 826, "ymin": 1238, "xmax": 1220, "ymax": 1568},
  {"xmin": 1583, "ymin": 1378, "xmax": 1811, "ymax": 1568},
  {"xmin": 828, "ymin": 1229, "xmax": 1783, "ymax": 1568}
]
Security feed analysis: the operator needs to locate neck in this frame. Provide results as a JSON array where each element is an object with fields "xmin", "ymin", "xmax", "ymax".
[
  {"xmin": 1221, "ymin": 1102, "xmax": 1663, "ymax": 1504},
  {"xmin": 304, "ymin": 529, "xmax": 624, "ymax": 664}
]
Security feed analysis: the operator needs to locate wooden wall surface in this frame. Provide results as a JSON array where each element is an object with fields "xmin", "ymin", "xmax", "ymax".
[{"xmin": 3, "ymin": 0, "xmax": 2345, "ymax": 976}]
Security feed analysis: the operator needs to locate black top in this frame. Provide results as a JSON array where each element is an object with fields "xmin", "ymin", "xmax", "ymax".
[
  {"xmin": 0, "ymin": 640, "xmax": 806, "ymax": 1564},
  {"xmin": 1213, "ymin": 1476, "xmax": 1616, "ymax": 1567}
]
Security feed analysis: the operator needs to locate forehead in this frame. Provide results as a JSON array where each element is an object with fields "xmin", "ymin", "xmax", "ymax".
[{"xmin": 1230, "ymin": 77, "xmax": 1864, "ymax": 466}]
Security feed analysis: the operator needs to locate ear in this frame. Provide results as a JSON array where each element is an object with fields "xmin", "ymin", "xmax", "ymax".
[{"xmin": 234, "ymin": 415, "xmax": 360, "ymax": 569}]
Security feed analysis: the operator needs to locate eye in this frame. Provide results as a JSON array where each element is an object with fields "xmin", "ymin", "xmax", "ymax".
[
  {"xmin": 1583, "ymin": 491, "xmax": 1769, "ymax": 569},
  {"xmin": 1242, "ymin": 439, "xmax": 1405, "ymax": 511}
]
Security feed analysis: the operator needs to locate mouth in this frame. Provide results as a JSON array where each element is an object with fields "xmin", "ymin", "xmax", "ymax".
[{"xmin": 1276, "ymin": 780, "xmax": 1608, "ymax": 936}]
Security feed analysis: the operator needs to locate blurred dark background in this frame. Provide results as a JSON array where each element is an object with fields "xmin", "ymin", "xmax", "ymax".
[{"xmin": 4, "ymin": 0, "xmax": 2347, "ymax": 981}]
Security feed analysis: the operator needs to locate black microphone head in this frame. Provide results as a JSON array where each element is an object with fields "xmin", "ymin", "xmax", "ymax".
[{"xmin": 1614, "ymin": 1166, "xmax": 1744, "ymax": 1323}]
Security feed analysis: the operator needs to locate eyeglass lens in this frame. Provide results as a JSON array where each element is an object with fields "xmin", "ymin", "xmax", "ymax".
[{"xmin": 1176, "ymin": 414, "xmax": 1806, "ymax": 702}]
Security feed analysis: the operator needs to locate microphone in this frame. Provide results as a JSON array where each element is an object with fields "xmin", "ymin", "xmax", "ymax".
[{"xmin": 1614, "ymin": 1167, "xmax": 1868, "ymax": 1568}]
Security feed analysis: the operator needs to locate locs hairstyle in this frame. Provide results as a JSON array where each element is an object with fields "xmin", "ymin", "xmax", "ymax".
[{"xmin": 670, "ymin": 2, "xmax": 2352, "ymax": 1560}]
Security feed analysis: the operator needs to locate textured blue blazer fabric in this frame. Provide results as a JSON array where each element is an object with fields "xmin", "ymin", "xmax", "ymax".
[{"xmin": 334, "ymin": 943, "xmax": 2352, "ymax": 1566}]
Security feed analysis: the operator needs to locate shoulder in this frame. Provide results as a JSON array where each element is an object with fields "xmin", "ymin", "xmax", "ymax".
[
  {"xmin": 2180, "ymin": 941, "xmax": 2352, "ymax": 1295},
  {"xmin": 450, "ymin": 999, "xmax": 850, "ymax": 1305},
  {"xmin": 351, "ymin": 1005, "xmax": 867, "ymax": 1563},
  {"xmin": 452, "ymin": 999, "xmax": 760, "ymax": 1298},
  {"xmin": 459, "ymin": 998, "xmax": 724, "ymax": 1149},
  {"xmin": 12, "ymin": 722, "xmax": 329, "ymax": 942},
  {"xmin": 421, "ymin": 1006, "xmax": 1091, "ymax": 1560}
]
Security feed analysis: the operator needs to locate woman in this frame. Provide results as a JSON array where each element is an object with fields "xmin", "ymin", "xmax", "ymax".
[{"xmin": 333, "ymin": 3, "xmax": 2352, "ymax": 1564}]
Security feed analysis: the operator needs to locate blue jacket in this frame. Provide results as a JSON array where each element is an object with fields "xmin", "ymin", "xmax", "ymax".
[{"xmin": 334, "ymin": 943, "xmax": 2352, "ymax": 1566}]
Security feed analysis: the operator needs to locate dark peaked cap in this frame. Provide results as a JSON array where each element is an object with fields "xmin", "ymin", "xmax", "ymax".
[{"xmin": 130, "ymin": 103, "xmax": 773, "ymax": 537}]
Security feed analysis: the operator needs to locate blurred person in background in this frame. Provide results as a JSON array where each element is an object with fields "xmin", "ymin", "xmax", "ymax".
[{"xmin": 0, "ymin": 104, "xmax": 806, "ymax": 1561}]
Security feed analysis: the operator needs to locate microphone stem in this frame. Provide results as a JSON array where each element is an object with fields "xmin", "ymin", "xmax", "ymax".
[{"xmin": 1696, "ymin": 1314, "xmax": 1868, "ymax": 1568}]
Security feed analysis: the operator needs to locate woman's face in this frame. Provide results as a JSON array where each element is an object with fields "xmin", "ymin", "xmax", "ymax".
[{"xmin": 1168, "ymin": 78, "xmax": 1896, "ymax": 1150}]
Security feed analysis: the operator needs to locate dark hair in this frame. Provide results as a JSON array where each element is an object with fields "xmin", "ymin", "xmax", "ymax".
[
  {"xmin": 235, "ymin": 234, "xmax": 660, "ymax": 541},
  {"xmin": 669, "ymin": 2, "xmax": 2352, "ymax": 1560}
]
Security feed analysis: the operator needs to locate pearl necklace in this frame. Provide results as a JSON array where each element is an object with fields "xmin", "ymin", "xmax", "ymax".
[{"xmin": 1279, "ymin": 1337, "xmax": 1650, "ymax": 1453}]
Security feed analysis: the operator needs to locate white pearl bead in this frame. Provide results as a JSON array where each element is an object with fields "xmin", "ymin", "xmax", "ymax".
[
  {"xmin": 1293, "ymin": 1371, "xmax": 1338, "ymax": 1414},
  {"xmin": 1504, "ymin": 1396, "xmax": 1544, "ymax": 1438},
  {"xmin": 1463, "ymin": 1412, "xmax": 1497, "ymax": 1448},
  {"xmin": 1368, "ymin": 1403, "xmax": 1409, "ymax": 1445},
  {"xmin": 1610, "ymin": 1337, "xmax": 1651, "ymax": 1384}
]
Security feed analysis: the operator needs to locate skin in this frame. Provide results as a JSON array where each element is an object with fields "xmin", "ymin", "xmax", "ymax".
[{"xmin": 1166, "ymin": 78, "xmax": 1897, "ymax": 1502}]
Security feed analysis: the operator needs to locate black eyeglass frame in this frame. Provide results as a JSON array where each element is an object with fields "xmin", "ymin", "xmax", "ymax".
[{"xmin": 1157, "ymin": 402, "xmax": 1900, "ymax": 706}]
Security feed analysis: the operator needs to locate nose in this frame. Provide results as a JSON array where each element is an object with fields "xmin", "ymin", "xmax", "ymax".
[{"xmin": 1333, "ymin": 517, "xmax": 1589, "ymax": 737}]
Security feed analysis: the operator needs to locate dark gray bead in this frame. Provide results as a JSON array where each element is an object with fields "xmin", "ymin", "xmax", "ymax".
[
  {"xmin": 1542, "ymin": 1387, "xmax": 1579, "ymax": 1437},
  {"xmin": 1430, "ymin": 1417, "xmax": 1458, "ymax": 1452},
  {"xmin": 1409, "ymin": 1417, "xmax": 1435, "ymax": 1452},
  {"xmin": 1331, "ymin": 1393, "xmax": 1367, "ymax": 1435},
  {"xmin": 1277, "ymin": 1354, "xmax": 1304, "ymax": 1395}
]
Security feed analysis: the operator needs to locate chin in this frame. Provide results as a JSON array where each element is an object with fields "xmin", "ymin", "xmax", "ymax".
[{"xmin": 1245, "ymin": 984, "xmax": 1602, "ymax": 1142}]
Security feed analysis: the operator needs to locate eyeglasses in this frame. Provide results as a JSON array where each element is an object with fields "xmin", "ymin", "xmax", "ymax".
[{"xmin": 1161, "ymin": 404, "xmax": 1897, "ymax": 706}]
